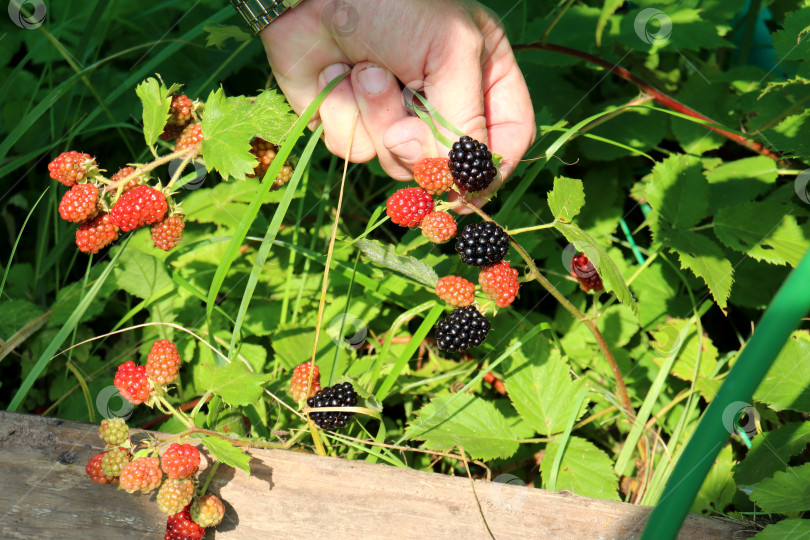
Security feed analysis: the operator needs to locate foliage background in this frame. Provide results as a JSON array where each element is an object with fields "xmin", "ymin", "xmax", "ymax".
[{"xmin": 2, "ymin": 0, "xmax": 810, "ymax": 536}]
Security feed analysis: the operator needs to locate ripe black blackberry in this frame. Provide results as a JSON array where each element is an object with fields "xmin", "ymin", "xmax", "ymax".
[
  {"xmin": 435, "ymin": 306, "xmax": 491, "ymax": 352},
  {"xmin": 455, "ymin": 221, "xmax": 509, "ymax": 267},
  {"xmin": 448, "ymin": 135, "xmax": 497, "ymax": 192},
  {"xmin": 306, "ymin": 382, "xmax": 358, "ymax": 430}
]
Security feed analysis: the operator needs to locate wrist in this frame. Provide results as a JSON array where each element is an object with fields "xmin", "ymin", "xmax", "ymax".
[{"xmin": 230, "ymin": 0, "xmax": 304, "ymax": 34}]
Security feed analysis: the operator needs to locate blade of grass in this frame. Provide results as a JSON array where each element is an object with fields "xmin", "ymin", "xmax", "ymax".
[
  {"xmin": 227, "ymin": 125, "xmax": 324, "ymax": 358},
  {"xmin": 375, "ymin": 302, "xmax": 444, "ymax": 401},
  {"xmin": 1, "ymin": 188, "xmax": 49, "ymax": 299},
  {"xmin": 547, "ymin": 389, "xmax": 589, "ymax": 491},
  {"xmin": 8, "ymin": 236, "xmax": 131, "ymax": 411},
  {"xmin": 206, "ymin": 73, "xmax": 348, "ymax": 320},
  {"xmin": 613, "ymin": 300, "xmax": 712, "ymax": 476}
]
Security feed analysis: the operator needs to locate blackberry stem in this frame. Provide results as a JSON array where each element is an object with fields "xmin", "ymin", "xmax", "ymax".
[
  {"xmin": 508, "ymin": 220, "xmax": 558, "ymax": 235},
  {"xmin": 198, "ymin": 461, "xmax": 219, "ymax": 496},
  {"xmin": 457, "ymin": 199, "xmax": 635, "ymax": 422}
]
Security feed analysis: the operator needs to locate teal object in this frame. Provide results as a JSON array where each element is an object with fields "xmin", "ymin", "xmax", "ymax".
[{"xmin": 642, "ymin": 249, "xmax": 810, "ymax": 538}]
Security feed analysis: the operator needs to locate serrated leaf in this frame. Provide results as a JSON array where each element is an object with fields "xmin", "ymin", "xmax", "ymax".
[
  {"xmin": 204, "ymin": 24, "xmax": 250, "ymax": 48},
  {"xmin": 405, "ymin": 393, "xmax": 518, "ymax": 460},
  {"xmin": 645, "ymin": 155, "xmax": 709, "ymax": 229},
  {"xmin": 197, "ymin": 360, "xmax": 273, "ymax": 407},
  {"xmin": 135, "ymin": 77, "xmax": 171, "ymax": 146},
  {"xmin": 251, "ymin": 90, "xmax": 297, "ymax": 144},
  {"xmin": 354, "ymin": 238, "xmax": 438, "ymax": 287},
  {"xmin": 112, "ymin": 248, "xmax": 173, "ymax": 300},
  {"xmin": 200, "ymin": 88, "xmax": 296, "ymax": 181},
  {"xmin": 657, "ymin": 227, "xmax": 733, "ymax": 310},
  {"xmin": 502, "ymin": 335, "xmax": 585, "ymax": 436},
  {"xmin": 691, "ymin": 445, "xmax": 736, "ymax": 514},
  {"xmin": 271, "ymin": 323, "xmax": 334, "ymax": 370},
  {"xmin": 651, "ymin": 319, "xmax": 718, "ymax": 381},
  {"xmin": 751, "ymin": 462, "xmax": 810, "ymax": 512},
  {"xmin": 554, "ymin": 222, "xmax": 638, "ymax": 316},
  {"xmin": 734, "ymin": 422, "xmax": 810, "ymax": 486},
  {"xmin": 200, "ymin": 435, "xmax": 252, "ymax": 474},
  {"xmin": 704, "ymin": 156, "xmax": 778, "ymax": 210},
  {"xmin": 715, "ymin": 202, "xmax": 810, "ymax": 266},
  {"xmin": 754, "ymin": 331, "xmax": 810, "ymax": 413},
  {"xmin": 541, "ymin": 436, "xmax": 619, "ymax": 501},
  {"xmin": 754, "ymin": 519, "xmax": 810, "ymax": 539},
  {"xmin": 547, "ymin": 176, "xmax": 585, "ymax": 223}
]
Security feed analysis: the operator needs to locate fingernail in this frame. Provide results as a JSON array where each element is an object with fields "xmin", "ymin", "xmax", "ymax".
[
  {"xmin": 322, "ymin": 63, "xmax": 351, "ymax": 84},
  {"xmin": 389, "ymin": 139, "xmax": 422, "ymax": 164},
  {"xmin": 357, "ymin": 65, "xmax": 389, "ymax": 94}
]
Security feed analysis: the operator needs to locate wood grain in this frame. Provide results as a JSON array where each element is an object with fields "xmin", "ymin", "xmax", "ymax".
[{"xmin": 0, "ymin": 412, "xmax": 754, "ymax": 539}]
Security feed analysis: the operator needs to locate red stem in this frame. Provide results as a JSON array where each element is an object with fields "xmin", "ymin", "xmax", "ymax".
[{"xmin": 514, "ymin": 42, "xmax": 781, "ymax": 161}]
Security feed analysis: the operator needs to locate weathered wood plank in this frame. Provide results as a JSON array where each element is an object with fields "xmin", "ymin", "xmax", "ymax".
[{"xmin": 0, "ymin": 412, "xmax": 754, "ymax": 539}]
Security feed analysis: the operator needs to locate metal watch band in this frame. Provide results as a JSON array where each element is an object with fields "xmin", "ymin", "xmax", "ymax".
[{"xmin": 230, "ymin": 0, "xmax": 303, "ymax": 34}]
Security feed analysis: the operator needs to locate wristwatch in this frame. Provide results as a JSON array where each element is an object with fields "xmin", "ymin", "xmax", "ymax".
[{"xmin": 230, "ymin": 0, "xmax": 304, "ymax": 34}]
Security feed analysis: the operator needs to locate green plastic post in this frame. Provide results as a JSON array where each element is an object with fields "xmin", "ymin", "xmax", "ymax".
[{"xmin": 641, "ymin": 249, "xmax": 810, "ymax": 539}]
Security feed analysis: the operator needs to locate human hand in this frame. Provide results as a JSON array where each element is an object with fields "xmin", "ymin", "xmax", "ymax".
[{"xmin": 259, "ymin": 0, "xmax": 535, "ymax": 206}]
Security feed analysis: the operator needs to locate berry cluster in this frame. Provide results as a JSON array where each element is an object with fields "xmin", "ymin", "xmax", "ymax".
[
  {"xmin": 48, "ymin": 150, "xmax": 186, "ymax": 254},
  {"xmin": 306, "ymin": 382, "xmax": 358, "ymax": 430},
  {"xmin": 86, "ymin": 397, "xmax": 226, "ymax": 534},
  {"xmin": 161, "ymin": 94, "xmax": 196, "ymax": 141},
  {"xmin": 383, "ymin": 137, "xmax": 515, "ymax": 353},
  {"xmin": 570, "ymin": 252, "xmax": 604, "ymax": 292},
  {"xmin": 112, "ymin": 339, "xmax": 183, "ymax": 406},
  {"xmin": 247, "ymin": 137, "xmax": 296, "ymax": 190}
]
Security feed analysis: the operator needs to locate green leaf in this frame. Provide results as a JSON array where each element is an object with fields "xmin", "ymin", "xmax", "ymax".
[
  {"xmin": 754, "ymin": 331, "xmax": 810, "ymax": 413},
  {"xmin": 251, "ymin": 89, "xmax": 298, "ymax": 144},
  {"xmin": 704, "ymin": 156, "xmax": 778, "ymax": 210},
  {"xmin": 734, "ymin": 422, "xmax": 810, "ymax": 486},
  {"xmin": 596, "ymin": 0, "xmax": 623, "ymax": 46},
  {"xmin": 405, "ymin": 393, "xmax": 519, "ymax": 460},
  {"xmin": 204, "ymin": 24, "xmax": 251, "ymax": 48},
  {"xmin": 135, "ymin": 77, "xmax": 171, "ymax": 147},
  {"xmin": 197, "ymin": 360, "xmax": 273, "ymax": 407},
  {"xmin": 547, "ymin": 176, "xmax": 585, "ymax": 223},
  {"xmin": 354, "ymin": 238, "xmax": 438, "ymax": 287},
  {"xmin": 651, "ymin": 319, "xmax": 718, "ymax": 381},
  {"xmin": 541, "ymin": 436, "xmax": 620, "ymax": 501},
  {"xmin": 554, "ymin": 222, "xmax": 639, "ymax": 316},
  {"xmin": 691, "ymin": 445, "xmax": 736, "ymax": 514},
  {"xmin": 657, "ymin": 227, "xmax": 733, "ymax": 310},
  {"xmin": 200, "ymin": 436, "xmax": 252, "ymax": 474},
  {"xmin": 200, "ymin": 88, "xmax": 295, "ymax": 181},
  {"xmin": 502, "ymin": 336, "xmax": 585, "ymax": 436},
  {"xmin": 754, "ymin": 519, "xmax": 810, "ymax": 539},
  {"xmin": 645, "ymin": 155, "xmax": 709, "ymax": 229},
  {"xmin": 112, "ymin": 248, "xmax": 173, "ymax": 300},
  {"xmin": 271, "ymin": 323, "xmax": 335, "ymax": 370},
  {"xmin": 714, "ymin": 202, "xmax": 810, "ymax": 267},
  {"xmin": 751, "ymin": 462, "xmax": 810, "ymax": 513}
]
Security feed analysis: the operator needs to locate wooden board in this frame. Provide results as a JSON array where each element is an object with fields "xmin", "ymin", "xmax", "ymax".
[{"xmin": 0, "ymin": 412, "xmax": 754, "ymax": 539}]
